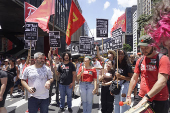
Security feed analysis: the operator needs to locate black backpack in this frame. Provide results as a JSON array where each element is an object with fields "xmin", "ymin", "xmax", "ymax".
[{"xmin": 138, "ymin": 53, "xmax": 170, "ymax": 92}]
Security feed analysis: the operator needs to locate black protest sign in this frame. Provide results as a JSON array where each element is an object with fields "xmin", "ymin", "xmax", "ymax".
[
  {"xmin": 24, "ymin": 40, "xmax": 36, "ymax": 50},
  {"xmin": 24, "ymin": 22, "xmax": 38, "ymax": 40},
  {"xmin": 96, "ymin": 19, "xmax": 108, "ymax": 38},
  {"xmin": 112, "ymin": 28, "xmax": 123, "ymax": 50},
  {"xmin": 49, "ymin": 31, "xmax": 61, "ymax": 48},
  {"xmin": 79, "ymin": 36, "xmax": 92, "ymax": 54},
  {"xmin": 71, "ymin": 41, "xmax": 79, "ymax": 54}
]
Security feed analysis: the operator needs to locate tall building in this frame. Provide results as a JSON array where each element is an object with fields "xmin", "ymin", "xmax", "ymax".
[
  {"xmin": 125, "ymin": 5, "xmax": 137, "ymax": 34},
  {"xmin": 137, "ymin": 0, "xmax": 143, "ymax": 19},
  {"xmin": 124, "ymin": 5, "xmax": 137, "ymax": 51},
  {"xmin": 0, "ymin": 0, "xmax": 87, "ymax": 57},
  {"xmin": 133, "ymin": 10, "xmax": 138, "ymax": 55},
  {"xmin": 82, "ymin": 22, "xmax": 89, "ymax": 36},
  {"xmin": 143, "ymin": 0, "xmax": 152, "ymax": 15}
]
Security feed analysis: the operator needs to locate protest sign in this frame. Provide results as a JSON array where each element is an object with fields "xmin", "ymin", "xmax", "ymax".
[
  {"xmin": 24, "ymin": 22, "xmax": 38, "ymax": 40},
  {"xmin": 49, "ymin": 31, "xmax": 61, "ymax": 48},
  {"xmin": 96, "ymin": 19, "xmax": 108, "ymax": 38}
]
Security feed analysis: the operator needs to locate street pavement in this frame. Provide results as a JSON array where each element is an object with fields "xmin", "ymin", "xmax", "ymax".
[{"xmin": 5, "ymin": 85, "xmax": 170, "ymax": 113}]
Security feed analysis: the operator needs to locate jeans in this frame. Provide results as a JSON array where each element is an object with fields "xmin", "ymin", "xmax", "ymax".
[
  {"xmin": 28, "ymin": 97, "xmax": 49, "ymax": 113},
  {"xmin": 59, "ymin": 84, "xmax": 73, "ymax": 109},
  {"xmin": 49, "ymin": 80, "xmax": 59, "ymax": 104},
  {"xmin": 79, "ymin": 82, "xmax": 94, "ymax": 113},
  {"xmin": 101, "ymin": 85, "xmax": 114, "ymax": 113},
  {"xmin": 114, "ymin": 81, "xmax": 130, "ymax": 113}
]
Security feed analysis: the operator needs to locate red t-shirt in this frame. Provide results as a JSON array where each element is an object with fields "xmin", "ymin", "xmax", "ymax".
[
  {"xmin": 78, "ymin": 66, "xmax": 97, "ymax": 82},
  {"xmin": 134, "ymin": 54, "xmax": 170, "ymax": 101}
]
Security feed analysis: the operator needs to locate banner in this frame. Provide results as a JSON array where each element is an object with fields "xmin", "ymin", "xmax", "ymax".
[
  {"xmin": 79, "ymin": 36, "xmax": 93, "ymax": 54},
  {"xmin": 71, "ymin": 41, "xmax": 79, "ymax": 54},
  {"xmin": 24, "ymin": 22, "xmax": 38, "ymax": 40},
  {"xmin": 112, "ymin": 28, "xmax": 123, "ymax": 50},
  {"xmin": 24, "ymin": 40, "xmax": 36, "ymax": 50},
  {"xmin": 111, "ymin": 13, "xmax": 126, "ymax": 34},
  {"xmin": 96, "ymin": 19, "xmax": 108, "ymax": 38},
  {"xmin": 49, "ymin": 31, "xmax": 61, "ymax": 48}
]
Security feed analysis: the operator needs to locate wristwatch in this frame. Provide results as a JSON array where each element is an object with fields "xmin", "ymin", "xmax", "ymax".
[{"xmin": 145, "ymin": 94, "xmax": 151, "ymax": 99}]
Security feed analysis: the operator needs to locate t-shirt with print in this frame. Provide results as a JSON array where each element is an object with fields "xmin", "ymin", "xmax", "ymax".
[
  {"xmin": 93, "ymin": 60, "xmax": 102, "ymax": 76},
  {"xmin": 57, "ymin": 62, "xmax": 76, "ymax": 85},
  {"xmin": 22, "ymin": 65, "xmax": 53, "ymax": 99},
  {"xmin": 78, "ymin": 67, "xmax": 97, "ymax": 82},
  {"xmin": 115, "ymin": 64, "xmax": 133, "ymax": 78},
  {"xmin": 134, "ymin": 54, "xmax": 170, "ymax": 101}
]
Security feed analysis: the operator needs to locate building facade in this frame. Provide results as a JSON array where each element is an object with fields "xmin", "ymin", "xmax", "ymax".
[
  {"xmin": 0, "ymin": 0, "xmax": 88, "ymax": 58},
  {"xmin": 133, "ymin": 10, "xmax": 138, "ymax": 55},
  {"xmin": 143, "ymin": 0, "xmax": 152, "ymax": 15}
]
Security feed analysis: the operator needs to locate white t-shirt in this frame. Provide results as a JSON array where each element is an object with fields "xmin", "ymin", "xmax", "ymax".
[
  {"xmin": 22, "ymin": 65, "xmax": 53, "ymax": 99},
  {"xmin": 19, "ymin": 63, "xmax": 25, "ymax": 78},
  {"xmin": 93, "ymin": 60, "xmax": 102, "ymax": 76}
]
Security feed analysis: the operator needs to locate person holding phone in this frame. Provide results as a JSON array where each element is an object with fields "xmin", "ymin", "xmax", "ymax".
[{"xmin": 21, "ymin": 52, "xmax": 53, "ymax": 113}]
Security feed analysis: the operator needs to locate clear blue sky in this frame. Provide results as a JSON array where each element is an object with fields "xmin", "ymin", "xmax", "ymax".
[{"xmin": 78, "ymin": 0, "xmax": 137, "ymax": 40}]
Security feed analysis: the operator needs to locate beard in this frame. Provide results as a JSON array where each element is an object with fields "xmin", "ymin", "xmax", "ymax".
[
  {"xmin": 37, "ymin": 61, "xmax": 44, "ymax": 66},
  {"xmin": 146, "ymin": 47, "xmax": 154, "ymax": 56}
]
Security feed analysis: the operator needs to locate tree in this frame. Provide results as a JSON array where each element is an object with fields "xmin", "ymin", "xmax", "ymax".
[{"xmin": 123, "ymin": 44, "xmax": 132, "ymax": 52}]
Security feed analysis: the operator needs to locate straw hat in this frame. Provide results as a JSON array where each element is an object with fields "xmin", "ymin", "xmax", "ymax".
[{"xmin": 108, "ymin": 50, "xmax": 116, "ymax": 58}]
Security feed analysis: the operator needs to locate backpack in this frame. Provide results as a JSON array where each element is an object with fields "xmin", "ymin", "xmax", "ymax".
[{"xmin": 138, "ymin": 53, "xmax": 170, "ymax": 92}]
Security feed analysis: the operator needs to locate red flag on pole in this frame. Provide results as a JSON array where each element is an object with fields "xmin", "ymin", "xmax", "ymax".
[
  {"xmin": 25, "ymin": 0, "xmax": 55, "ymax": 33},
  {"xmin": 111, "ymin": 13, "xmax": 126, "ymax": 34},
  {"xmin": 24, "ymin": 2, "xmax": 37, "ymax": 19},
  {"xmin": 66, "ymin": 0, "xmax": 85, "ymax": 45}
]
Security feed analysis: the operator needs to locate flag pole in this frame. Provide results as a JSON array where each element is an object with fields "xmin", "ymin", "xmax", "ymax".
[{"xmin": 86, "ymin": 23, "xmax": 94, "ymax": 37}]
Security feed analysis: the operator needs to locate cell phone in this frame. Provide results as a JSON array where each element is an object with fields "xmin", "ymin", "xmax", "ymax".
[{"xmin": 32, "ymin": 87, "xmax": 36, "ymax": 92}]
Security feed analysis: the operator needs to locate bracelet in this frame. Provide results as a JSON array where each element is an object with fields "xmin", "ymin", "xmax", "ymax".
[
  {"xmin": 145, "ymin": 94, "xmax": 151, "ymax": 99},
  {"xmin": 126, "ymin": 96, "xmax": 131, "ymax": 99}
]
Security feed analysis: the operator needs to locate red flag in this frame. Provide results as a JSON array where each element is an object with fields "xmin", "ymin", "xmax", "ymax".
[
  {"xmin": 66, "ymin": 0, "xmax": 85, "ymax": 45},
  {"xmin": 26, "ymin": 0, "xmax": 55, "ymax": 19},
  {"xmin": 24, "ymin": 2, "xmax": 37, "ymax": 19},
  {"xmin": 111, "ymin": 13, "xmax": 126, "ymax": 34},
  {"xmin": 25, "ymin": 0, "xmax": 55, "ymax": 32}
]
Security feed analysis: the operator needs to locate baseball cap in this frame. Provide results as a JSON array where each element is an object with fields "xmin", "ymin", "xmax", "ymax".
[
  {"xmin": 138, "ymin": 35, "xmax": 153, "ymax": 46},
  {"xmin": 20, "ymin": 57, "xmax": 26, "ymax": 60},
  {"xmin": 4, "ymin": 59, "xmax": 9, "ymax": 62}
]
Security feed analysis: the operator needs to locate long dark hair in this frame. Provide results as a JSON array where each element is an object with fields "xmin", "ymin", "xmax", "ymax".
[{"xmin": 115, "ymin": 50, "xmax": 130, "ymax": 69}]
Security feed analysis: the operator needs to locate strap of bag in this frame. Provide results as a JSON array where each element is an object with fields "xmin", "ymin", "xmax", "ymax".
[{"xmin": 81, "ymin": 66, "xmax": 83, "ymax": 82}]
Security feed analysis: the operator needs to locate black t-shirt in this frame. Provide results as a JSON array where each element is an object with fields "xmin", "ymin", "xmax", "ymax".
[
  {"xmin": 6, "ymin": 66, "xmax": 17, "ymax": 77},
  {"xmin": 57, "ymin": 62, "xmax": 76, "ymax": 85},
  {"xmin": 115, "ymin": 64, "xmax": 132, "ymax": 78},
  {"xmin": 0, "ymin": 70, "xmax": 8, "ymax": 87}
]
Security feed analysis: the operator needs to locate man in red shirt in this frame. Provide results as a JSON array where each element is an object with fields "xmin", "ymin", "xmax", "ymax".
[{"xmin": 126, "ymin": 35, "xmax": 170, "ymax": 113}]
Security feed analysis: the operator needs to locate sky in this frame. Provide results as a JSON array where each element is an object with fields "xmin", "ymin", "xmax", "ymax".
[{"xmin": 78, "ymin": 0, "xmax": 137, "ymax": 40}]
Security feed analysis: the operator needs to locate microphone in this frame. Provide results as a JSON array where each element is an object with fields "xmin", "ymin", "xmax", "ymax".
[{"xmin": 119, "ymin": 101, "xmax": 129, "ymax": 106}]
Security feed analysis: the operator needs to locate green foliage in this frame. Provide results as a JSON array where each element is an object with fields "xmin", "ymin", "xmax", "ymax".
[
  {"xmin": 123, "ymin": 44, "xmax": 132, "ymax": 52},
  {"xmin": 137, "ymin": 14, "xmax": 152, "ymax": 31}
]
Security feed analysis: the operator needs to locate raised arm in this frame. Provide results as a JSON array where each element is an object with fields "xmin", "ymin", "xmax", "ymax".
[
  {"xmin": 96, "ymin": 46, "xmax": 105, "ymax": 62},
  {"xmin": 26, "ymin": 50, "xmax": 30, "ymax": 65},
  {"xmin": 48, "ymin": 48, "xmax": 53, "ymax": 61}
]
